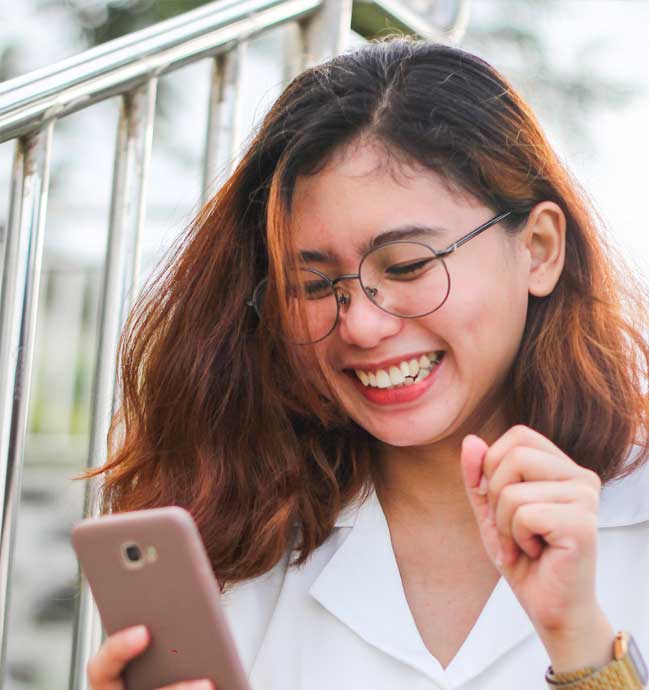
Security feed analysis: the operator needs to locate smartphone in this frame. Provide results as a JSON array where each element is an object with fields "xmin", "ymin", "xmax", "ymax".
[{"xmin": 72, "ymin": 506, "xmax": 252, "ymax": 690}]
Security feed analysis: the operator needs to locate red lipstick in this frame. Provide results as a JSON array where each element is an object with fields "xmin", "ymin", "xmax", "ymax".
[{"xmin": 349, "ymin": 354, "xmax": 445, "ymax": 406}]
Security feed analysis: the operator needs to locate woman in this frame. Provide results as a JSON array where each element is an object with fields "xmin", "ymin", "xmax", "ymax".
[{"xmin": 82, "ymin": 39, "xmax": 649, "ymax": 690}]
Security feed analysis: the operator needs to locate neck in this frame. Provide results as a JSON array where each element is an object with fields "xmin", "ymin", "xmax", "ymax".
[{"xmin": 374, "ymin": 402, "xmax": 510, "ymax": 533}]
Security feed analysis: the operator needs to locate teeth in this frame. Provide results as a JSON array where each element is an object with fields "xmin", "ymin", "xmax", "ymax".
[
  {"xmin": 353, "ymin": 351, "xmax": 443, "ymax": 389},
  {"xmin": 376, "ymin": 370, "xmax": 391, "ymax": 388},
  {"xmin": 389, "ymin": 366, "xmax": 405, "ymax": 386},
  {"xmin": 414, "ymin": 368, "xmax": 431, "ymax": 383}
]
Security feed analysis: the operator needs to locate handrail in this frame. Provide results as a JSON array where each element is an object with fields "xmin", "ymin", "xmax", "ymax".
[
  {"xmin": 0, "ymin": 0, "xmax": 472, "ymax": 143},
  {"xmin": 0, "ymin": 0, "xmax": 322, "ymax": 141},
  {"xmin": 353, "ymin": 0, "xmax": 471, "ymax": 44},
  {"xmin": 0, "ymin": 0, "xmax": 252, "ymax": 96}
]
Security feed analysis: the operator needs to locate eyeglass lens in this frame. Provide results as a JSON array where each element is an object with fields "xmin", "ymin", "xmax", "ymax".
[{"xmin": 287, "ymin": 242, "xmax": 449, "ymax": 344}]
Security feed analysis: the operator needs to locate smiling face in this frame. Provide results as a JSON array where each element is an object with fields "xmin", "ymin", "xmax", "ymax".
[{"xmin": 288, "ymin": 139, "xmax": 532, "ymax": 448}]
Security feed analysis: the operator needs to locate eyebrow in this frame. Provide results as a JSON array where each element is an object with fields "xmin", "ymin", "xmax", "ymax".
[{"xmin": 298, "ymin": 224, "xmax": 449, "ymax": 264}]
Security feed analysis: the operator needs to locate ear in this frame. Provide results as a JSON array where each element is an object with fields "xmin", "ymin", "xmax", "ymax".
[{"xmin": 523, "ymin": 201, "xmax": 566, "ymax": 297}]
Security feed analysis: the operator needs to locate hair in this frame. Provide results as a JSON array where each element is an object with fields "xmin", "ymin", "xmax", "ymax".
[{"xmin": 77, "ymin": 38, "xmax": 649, "ymax": 589}]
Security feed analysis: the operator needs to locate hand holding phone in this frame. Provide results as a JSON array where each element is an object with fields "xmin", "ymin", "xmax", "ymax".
[
  {"xmin": 72, "ymin": 506, "xmax": 251, "ymax": 690},
  {"xmin": 86, "ymin": 624, "xmax": 214, "ymax": 690}
]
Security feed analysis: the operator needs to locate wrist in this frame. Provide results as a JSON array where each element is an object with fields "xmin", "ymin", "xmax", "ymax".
[{"xmin": 540, "ymin": 608, "xmax": 615, "ymax": 674}]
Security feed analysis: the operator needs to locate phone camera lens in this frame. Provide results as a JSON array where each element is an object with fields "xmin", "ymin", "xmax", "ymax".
[{"xmin": 125, "ymin": 544, "xmax": 142, "ymax": 562}]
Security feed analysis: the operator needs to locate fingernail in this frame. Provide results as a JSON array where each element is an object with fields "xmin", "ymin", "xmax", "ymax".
[
  {"xmin": 495, "ymin": 546, "xmax": 503, "ymax": 568},
  {"xmin": 126, "ymin": 625, "xmax": 147, "ymax": 645},
  {"xmin": 192, "ymin": 682, "xmax": 214, "ymax": 690},
  {"xmin": 477, "ymin": 475, "xmax": 488, "ymax": 495}
]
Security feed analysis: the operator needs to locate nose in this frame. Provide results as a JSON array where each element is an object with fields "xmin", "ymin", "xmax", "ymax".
[{"xmin": 335, "ymin": 281, "xmax": 402, "ymax": 348}]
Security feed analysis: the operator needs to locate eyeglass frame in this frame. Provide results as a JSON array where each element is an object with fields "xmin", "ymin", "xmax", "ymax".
[{"xmin": 247, "ymin": 209, "xmax": 514, "ymax": 344}]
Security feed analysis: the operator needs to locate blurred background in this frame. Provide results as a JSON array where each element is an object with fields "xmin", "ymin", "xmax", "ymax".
[{"xmin": 0, "ymin": 0, "xmax": 648, "ymax": 688}]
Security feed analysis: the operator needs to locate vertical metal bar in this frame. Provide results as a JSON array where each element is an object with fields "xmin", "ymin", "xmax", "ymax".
[
  {"xmin": 447, "ymin": 0, "xmax": 471, "ymax": 44},
  {"xmin": 229, "ymin": 41, "xmax": 247, "ymax": 174},
  {"xmin": 282, "ymin": 21, "xmax": 306, "ymax": 84},
  {"xmin": 201, "ymin": 41, "xmax": 246, "ymax": 203},
  {"xmin": 299, "ymin": 0, "xmax": 352, "ymax": 68},
  {"xmin": 202, "ymin": 53, "xmax": 226, "ymax": 203},
  {"xmin": 0, "ymin": 186, "xmax": 7, "ymax": 299},
  {"xmin": 0, "ymin": 121, "xmax": 54, "ymax": 680},
  {"xmin": 69, "ymin": 77, "xmax": 157, "ymax": 690}
]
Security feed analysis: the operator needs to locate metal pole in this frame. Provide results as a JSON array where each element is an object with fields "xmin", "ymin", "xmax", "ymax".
[
  {"xmin": 0, "ymin": 0, "xmax": 321, "ymax": 143},
  {"xmin": 226, "ymin": 41, "xmax": 247, "ymax": 175},
  {"xmin": 202, "ymin": 54, "xmax": 225, "ymax": 203},
  {"xmin": 300, "ymin": 0, "xmax": 353, "ymax": 68},
  {"xmin": 350, "ymin": 0, "xmax": 471, "ymax": 43},
  {"xmin": 68, "ymin": 78, "xmax": 157, "ymax": 690},
  {"xmin": 0, "ymin": 0, "xmax": 250, "ymax": 98},
  {"xmin": 446, "ymin": 0, "xmax": 472, "ymax": 44},
  {"xmin": 0, "ymin": 121, "xmax": 54, "ymax": 680},
  {"xmin": 201, "ymin": 41, "xmax": 247, "ymax": 203}
]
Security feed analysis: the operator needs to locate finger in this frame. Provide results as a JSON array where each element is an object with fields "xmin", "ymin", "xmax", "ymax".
[
  {"xmin": 487, "ymin": 447, "xmax": 586, "ymax": 519},
  {"xmin": 511, "ymin": 502, "xmax": 598, "ymax": 560},
  {"xmin": 461, "ymin": 434, "xmax": 506, "ymax": 566},
  {"xmin": 494, "ymin": 480, "xmax": 598, "ymax": 562},
  {"xmin": 87, "ymin": 625, "xmax": 149, "ymax": 690},
  {"xmin": 483, "ymin": 425, "xmax": 565, "ymax": 480},
  {"xmin": 156, "ymin": 681, "xmax": 215, "ymax": 690},
  {"xmin": 460, "ymin": 434, "xmax": 490, "ymax": 522}
]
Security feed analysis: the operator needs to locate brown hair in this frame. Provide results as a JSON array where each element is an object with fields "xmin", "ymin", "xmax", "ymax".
[{"xmin": 77, "ymin": 38, "xmax": 649, "ymax": 589}]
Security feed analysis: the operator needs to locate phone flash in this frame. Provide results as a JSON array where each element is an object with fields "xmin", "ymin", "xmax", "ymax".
[{"xmin": 146, "ymin": 545, "xmax": 158, "ymax": 562}]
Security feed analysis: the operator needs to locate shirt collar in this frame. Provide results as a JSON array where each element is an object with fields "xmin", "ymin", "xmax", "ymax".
[
  {"xmin": 317, "ymin": 450, "xmax": 649, "ymax": 684},
  {"xmin": 317, "ymin": 489, "xmax": 535, "ymax": 686}
]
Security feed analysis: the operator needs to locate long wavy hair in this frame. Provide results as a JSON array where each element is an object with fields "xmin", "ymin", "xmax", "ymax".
[{"xmin": 78, "ymin": 38, "xmax": 649, "ymax": 589}]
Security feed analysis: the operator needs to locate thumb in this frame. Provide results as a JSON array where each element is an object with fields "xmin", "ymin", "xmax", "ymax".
[{"xmin": 460, "ymin": 434, "xmax": 490, "ymax": 516}]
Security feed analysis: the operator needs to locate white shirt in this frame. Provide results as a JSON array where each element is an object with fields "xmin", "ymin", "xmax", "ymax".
[{"xmin": 221, "ymin": 452, "xmax": 649, "ymax": 690}]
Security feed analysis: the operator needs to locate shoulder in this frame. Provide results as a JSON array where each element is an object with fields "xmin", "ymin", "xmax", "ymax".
[
  {"xmin": 596, "ymin": 446, "xmax": 649, "ymax": 642},
  {"xmin": 219, "ymin": 550, "xmax": 292, "ymax": 673},
  {"xmin": 598, "ymin": 443, "xmax": 649, "ymax": 528},
  {"xmin": 219, "ymin": 498, "xmax": 363, "ymax": 674}
]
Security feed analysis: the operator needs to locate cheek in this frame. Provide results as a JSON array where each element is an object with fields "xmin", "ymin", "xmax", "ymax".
[
  {"xmin": 299, "ymin": 343, "xmax": 338, "ymax": 397},
  {"xmin": 442, "ymin": 267, "xmax": 528, "ymax": 357}
]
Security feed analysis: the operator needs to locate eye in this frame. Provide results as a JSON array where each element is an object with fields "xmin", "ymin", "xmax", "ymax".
[
  {"xmin": 385, "ymin": 256, "xmax": 437, "ymax": 279},
  {"xmin": 303, "ymin": 279, "xmax": 333, "ymax": 299},
  {"xmin": 288, "ymin": 268, "xmax": 334, "ymax": 300}
]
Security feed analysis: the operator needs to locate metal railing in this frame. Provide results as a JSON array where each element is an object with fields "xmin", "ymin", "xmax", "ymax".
[{"xmin": 0, "ymin": 1, "xmax": 470, "ymax": 687}]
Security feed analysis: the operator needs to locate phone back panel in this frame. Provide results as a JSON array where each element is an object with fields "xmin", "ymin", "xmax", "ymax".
[{"xmin": 72, "ymin": 506, "xmax": 251, "ymax": 690}]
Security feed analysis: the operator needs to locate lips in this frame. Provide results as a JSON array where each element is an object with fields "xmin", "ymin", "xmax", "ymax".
[
  {"xmin": 350, "ymin": 351, "xmax": 444, "ymax": 389},
  {"xmin": 345, "ymin": 352, "xmax": 445, "ymax": 406}
]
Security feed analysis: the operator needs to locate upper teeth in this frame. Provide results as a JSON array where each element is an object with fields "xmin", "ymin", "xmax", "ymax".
[{"xmin": 354, "ymin": 352, "xmax": 443, "ymax": 389}]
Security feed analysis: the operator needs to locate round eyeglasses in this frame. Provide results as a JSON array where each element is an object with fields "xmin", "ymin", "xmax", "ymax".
[{"xmin": 247, "ymin": 210, "xmax": 513, "ymax": 344}]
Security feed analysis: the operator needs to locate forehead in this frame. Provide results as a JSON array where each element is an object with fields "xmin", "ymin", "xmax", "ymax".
[{"xmin": 289, "ymin": 140, "xmax": 483, "ymax": 259}]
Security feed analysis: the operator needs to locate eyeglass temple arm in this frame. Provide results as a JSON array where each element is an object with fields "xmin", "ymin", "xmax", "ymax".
[{"xmin": 435, "ymin": 210, "xmax": 513, "ymax": 258}]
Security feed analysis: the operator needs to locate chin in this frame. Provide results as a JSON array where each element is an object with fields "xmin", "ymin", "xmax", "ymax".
[{"xmin": 351, "ymin": 413, "xmax": 447, "ymax": 448}]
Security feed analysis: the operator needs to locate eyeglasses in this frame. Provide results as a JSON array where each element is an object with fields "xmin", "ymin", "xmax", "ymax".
[{"xmin": 248, "ymin": 210, "xmax": 513, "ymax": 344}]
